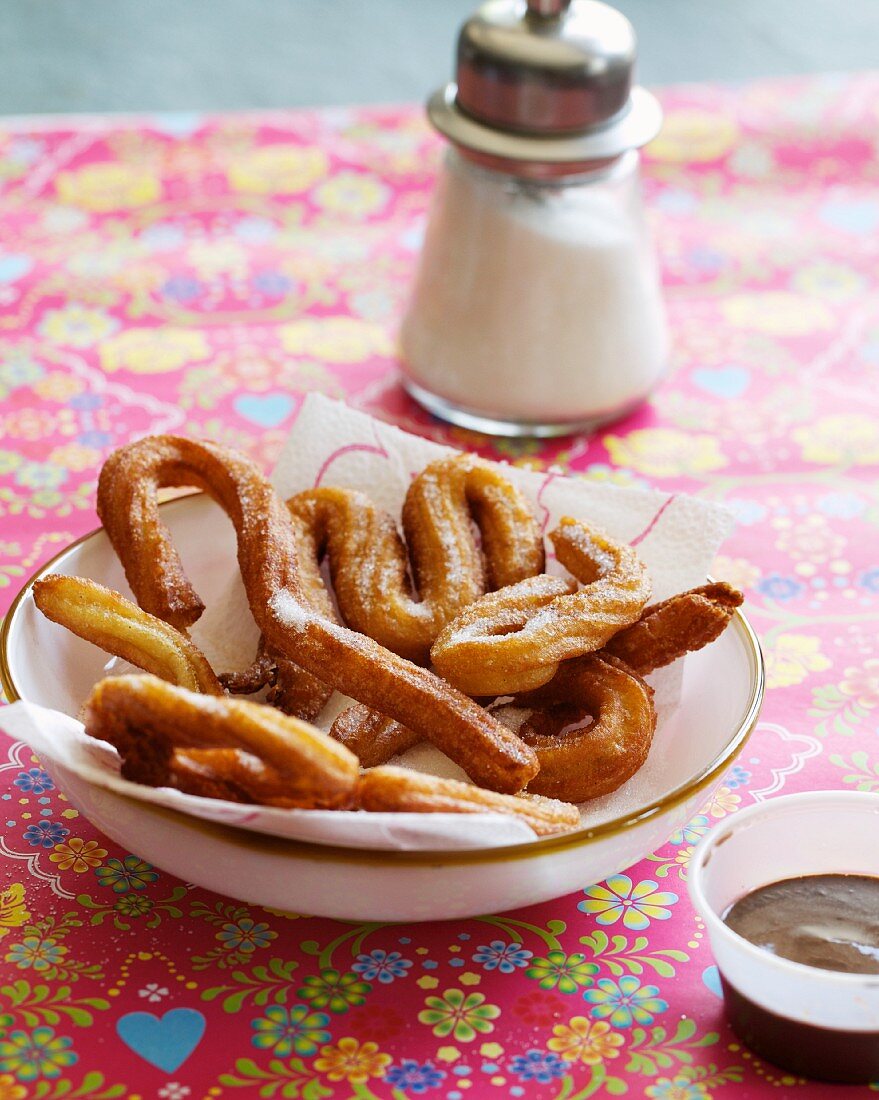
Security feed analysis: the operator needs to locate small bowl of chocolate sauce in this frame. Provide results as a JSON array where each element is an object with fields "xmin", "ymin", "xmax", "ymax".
[{"xmin": 688, "ymin": 791, "xmax": 879, "ymax": 1083}]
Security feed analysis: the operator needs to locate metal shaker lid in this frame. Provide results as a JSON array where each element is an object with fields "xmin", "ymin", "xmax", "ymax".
[{"xmin": 428, "ymin": 0, "xmax": 662, "ymax": 171}]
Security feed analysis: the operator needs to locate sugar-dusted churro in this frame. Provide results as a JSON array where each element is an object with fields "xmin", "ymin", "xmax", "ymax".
[
  {"xmin": 605, "ymin": 581, "xmax": 743, "ymax": 676},
  {"xmin": 33, "ymin": 574, "xmax": 222, "ymax": 695},
  {"xmin": 431, "ymin": 518, "xmax": 651, "ymax": 695},
  {"xmin": 356, "ymin": 765, "xmax": 580, "ymax": 836},
  {"xmin": 83, "ymin": 674, "xmax": 359, "ymax": 809}
]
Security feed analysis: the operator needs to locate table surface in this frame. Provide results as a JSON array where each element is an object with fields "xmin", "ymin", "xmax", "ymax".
[{"xmin": 2, "ymin": 73, "xmax": 879, "ymax": 1098}]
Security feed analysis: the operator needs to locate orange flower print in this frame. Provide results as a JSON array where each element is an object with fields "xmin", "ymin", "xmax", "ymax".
[
  {"xmin": 314, "ymin": 1037, "xmax": 391, "ymax": 1083},
  {"xmin": 547, "ymin": 1017, "xmax": 624, "ymax": 1065},
  {"xmin": 839, "ymin": 660, "xmax": 879, "ymax": 708}
]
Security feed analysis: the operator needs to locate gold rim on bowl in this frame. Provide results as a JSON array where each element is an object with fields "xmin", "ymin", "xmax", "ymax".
[{"xmin": 0, "ymin": 496, "xmax": 764, "ymax": 867}]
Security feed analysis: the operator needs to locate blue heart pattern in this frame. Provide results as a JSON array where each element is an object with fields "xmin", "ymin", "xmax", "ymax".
[
  {"xmin": 702, "ymin": 965, "xmax": 723, "ymax": 998},
  {"xmin": 234, "ymin": 393, "xmax": 295, "ymax": 428},
  {"xmin": 819, "ymin": 198, "xmax": 879, "ymax": 235},
  {"xmin": 691, "ymin": 366, "xmax": 751, "ymax": 399},
  {"xmin": 116, "ymin": 1008, "xmax": 206, "ymax": 1072},
  {"xmin": 0, "ymin": 253, "xmax": 32, "ymax": 284}
]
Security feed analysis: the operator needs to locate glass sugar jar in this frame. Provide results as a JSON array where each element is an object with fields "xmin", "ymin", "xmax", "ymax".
[{"xmin": 400, "ymin": 0, "xmax": 668, "ymax": 437}]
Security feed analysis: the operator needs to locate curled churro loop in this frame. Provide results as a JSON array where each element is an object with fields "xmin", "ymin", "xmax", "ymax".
[
  {"xmin": 83, "ymin": 674, "xmax": 359, "ymax": 808},
  {"xmin": 431, "ymin": 518, "xmax": 651, "ymax": 696},
  {"xmin": 498, "ymin": 654, "xmax": 656, "ymax": 803},
  {"xmin": 97, "ymin": 436, "xmax": 538, "ymax": 793},
  {"xmin": 33, "ymin": 574, "xmax": 222, "ymax": 695},
  {"xmin": 286, "ymin": 455, "xmax": 544, "ymax": 665},
  {"xmin": 356, "ymin": 765, "xmax": 580, "ymax": 837}
]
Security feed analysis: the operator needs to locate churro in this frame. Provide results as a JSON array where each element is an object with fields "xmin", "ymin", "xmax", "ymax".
[
  {"xmin": 605, "ymin": 581, "xmax": 743, "ymax": 676},
  {"xmin": 356, "ymin": 765, "xmax": 580, "ymax": 836},
  {"xmin": 33, "ymin": 575, "xmax": 222, "ymax": 695},
  {"xmin": 83, "ymin": 674, "xmax": 360, "ymax": 809},
  {"xmin": 431, "ymin": 517, "xmax": 651, "ymax": 695}
]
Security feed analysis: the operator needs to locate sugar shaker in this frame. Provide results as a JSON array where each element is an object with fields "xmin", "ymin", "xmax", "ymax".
[{"xmin": 399, "ymin": 0, "xmax": 667, "ymax": 437}]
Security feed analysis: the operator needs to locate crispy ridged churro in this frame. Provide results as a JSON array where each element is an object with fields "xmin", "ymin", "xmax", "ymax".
[
  {"xmin": 431, "ymin": 518, "xmax": 651, "ymax": 696},
  {"xmin": 356, "ymin": 765, "xmax": 580, "ymax": 837},
  {"xmin": 33, "ymin": 575, "xmax": 222, "ymax": 695},
  {"xmin": 83, "ymin": 674, "xmax": 359, "ymax": 808},
  {"xmin": 96, "ymin": 436, "xmax": 538, "ymax": 793},
  {"xmin": 224, "ymin": 454, "xmax": 544, "ymax": 715},
  {"xmin": 330, "ymin": 703, "xmax": 421, "ymax": 767},
  {"xmin": 605, "ymin": 581, "xmax": 743, "ymax": 676},
  {"xmin": 238, "ymin": 455, "xmax": 544, "ymax": 719}
]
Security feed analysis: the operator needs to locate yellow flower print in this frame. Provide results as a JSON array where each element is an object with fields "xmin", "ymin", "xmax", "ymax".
[
  {"xmin": 48, "ymin": 443, "xmax": 103, "ymax": 472},
  {"xmin": 32, "ymin": 373, "xmax": 85, "ymax": 402},
  {"xmin": 228, "ymin": 145, "xmax": 328, "ymax": 194},
  {"xmin": 278, "ymin": 317, "xmax": 392, "ymax": 363},
  {"xmin": 187, "ymin": 239, "xmax": 249, "ymax": 279},
  {"xmin": 314, "ymin": 1037, "xmax": 391, "ymax": 1083},
  {"xmin": 0, "ymin": 450, "xmax": 23, "ymax": 475},
  {"xmin": 49, "ymin": 837, "xmax": 107, "ymax": 873},
  {"xmin": 721, "ymin": 292, "xmax": 834, "ymax": 336},
  {"xmin": 314, "ymin": 171, "xmax": 390, "ymax": 218},
  {"xmin": 772, "ymin": 514, "xmax": 845, "ymax": 563},
  {"xmin": 578, "ymin": 464, "xmax": 647, "ymax": 489},
  {"xmin": 793, "ymin": 414, "xmax": 879, "ymax": 465},
  {"xmin": 647, "ymin": 109, "xmax": 739, "ymax": 163},
  {"xmin": 674, "ymin": 845, "xmax": 696, "ymax": 868},
  {"xmin": 712, "ymin": 555, "xmax": 760, "ymax": 592},
  {"xmin": 645, "ymin": 1075, "xmax": 710, "ymax": 1099},
  {"xmin": 38, "ymin": 305, "xmax": 119, "ymax": 348},
  {"xmin": 67, "ymin": 244, "xmax": 132, "ymax": 278},
  {"xmin": 792, "ymin": 262, "xmax": 865, "ymax": 302},
  {"xmin": 56, "ymin": 162, "xmax": 161, "ymax": 211},
  {"xmin": 604, "ymin": 429, "xmax": 726, "ymax": 478},
  {"xmin": 99, "ymin": 328, "xmax": 211, "ymax": 375},
  {"xmin": 0, "ymin": 885, "xmax": 30, "ymax": 940},
  {"xmin": 706, "ymin": 786, "xmax": 741, "ymax": 819},
  {"xmin": 839, "ymin": 659, "xmax": 879, "ymax": 708},
  {"xmin": 547, "ymin": 1016, "xmax": 624, "ymax": 1065},
  {"xmin": 765, "ymin": 633, "xmax": 831, "ymax": 689}
]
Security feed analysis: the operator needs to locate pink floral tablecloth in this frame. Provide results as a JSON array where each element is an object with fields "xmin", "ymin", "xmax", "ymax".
[{"xmin": 2, "ymin": 73, "xmax": 879, "ymax": 1098}]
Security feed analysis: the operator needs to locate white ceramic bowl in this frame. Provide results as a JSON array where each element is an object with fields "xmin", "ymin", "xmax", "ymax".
[{"xmin": 1, "ymin": 494, "xmax": 763, "ymax": 921}]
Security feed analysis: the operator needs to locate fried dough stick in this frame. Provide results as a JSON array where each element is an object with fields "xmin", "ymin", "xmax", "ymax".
[
  {"xmin": 357, "ymin": 765, "xmax": 580, "ymax": 837},
  {"xmin": 431, "ymin": 519, "xmax": 651, "ymax": 696},
  {"xmin": 33, "ymin": 574, "xmax": 222, "ymax": 695},
  {"xmin": 83, "ymin": 674, "xmax": 359, "ymax": 809}
]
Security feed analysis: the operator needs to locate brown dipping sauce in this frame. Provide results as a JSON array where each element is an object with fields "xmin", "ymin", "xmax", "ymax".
[
  {"xmin": 721, "ymin": 874, "xmax": 879, "ymax": 1083},
  {"xmin": 724, "ymin": 873, "xmax": 879, "ymax": 974}
]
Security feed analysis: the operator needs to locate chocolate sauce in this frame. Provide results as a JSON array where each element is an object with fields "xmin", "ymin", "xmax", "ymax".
[
  {"xmin": 724, "ymin": 874, "xmax": 879, "ymax": 974},
  {"xmin": 721, "ymin": 874, "xmax": 879, "ymax": 1083}
]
